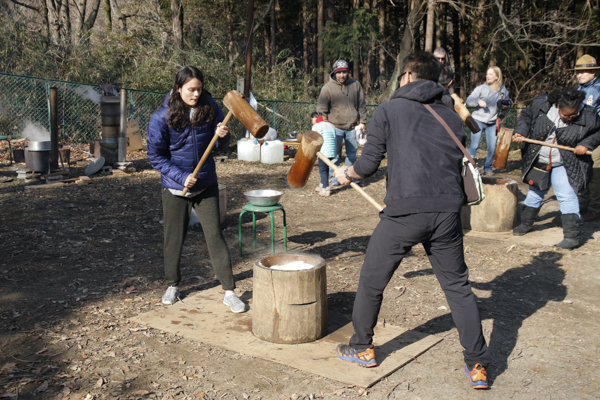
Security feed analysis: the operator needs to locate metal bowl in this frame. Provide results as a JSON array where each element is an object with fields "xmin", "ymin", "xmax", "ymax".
[{"xmin": 244, "ymin": 190, "xmax": 284, "ymax": 206}]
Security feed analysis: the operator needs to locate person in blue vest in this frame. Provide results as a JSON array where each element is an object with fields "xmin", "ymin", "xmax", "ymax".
[
  {"xmin": 147, "ymin": 66, "xmax": 247, "ymax": 313},
  {"xmin": 571, "ymin": 54, "xmax": 600, "ymax": 222}
]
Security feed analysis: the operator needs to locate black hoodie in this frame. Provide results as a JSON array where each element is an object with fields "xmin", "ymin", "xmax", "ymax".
[{"xmin": 353, "ymin": 80, "xmax": 466, "ymax": 216}]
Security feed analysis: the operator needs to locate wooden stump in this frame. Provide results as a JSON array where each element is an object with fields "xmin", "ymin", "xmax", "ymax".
[
  {"xmin": 461, "ymin": 176, "xmax": 518, "ymax": 232},
  {"xmin": 252, "ymin": 253, "xmax": 327, "ymax": 344}
]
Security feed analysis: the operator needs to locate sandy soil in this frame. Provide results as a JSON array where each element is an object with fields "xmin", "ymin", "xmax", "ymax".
[{"xmin": 1, "ymin": 141, "xmax": 599, "ymax": 400}]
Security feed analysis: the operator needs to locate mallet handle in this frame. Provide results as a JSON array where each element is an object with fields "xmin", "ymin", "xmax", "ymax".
[
  {"xmin": 182, "ymin": 110, "xmax": 234, "ymax": 196},
  {"xmin": 521, "ymin": 137, "xmax": 593, "ymax": 156},
  {"xmin": 316, "ymin": 152, "xmax": 384, "ymax": 212}
]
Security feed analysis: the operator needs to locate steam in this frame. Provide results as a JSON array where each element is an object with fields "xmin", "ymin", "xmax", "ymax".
[
  {"xmin": 73, "ymin": 86, "xmax": 101, "ymax": 104},
  {"xmin": 21, "ymin": 121, "xmax": 50, "ymax": 142}
]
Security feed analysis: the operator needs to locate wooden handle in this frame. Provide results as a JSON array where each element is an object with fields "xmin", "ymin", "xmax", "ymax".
[
  {"xmin": 316, "ymin": 152, "xmax": 384, "ymax": 212},
  {"xmin": 521, "ymin": 137, "xmax": 593, "ymax": 156},
  {"xmin": 182, "ymin": 110, "xmax": 233, "ymax": 196}
]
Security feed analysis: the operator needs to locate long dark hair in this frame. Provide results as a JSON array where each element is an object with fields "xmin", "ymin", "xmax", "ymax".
[{"xmin": 167, "ymin": 66, "xmax": 215, "ymax": 129}]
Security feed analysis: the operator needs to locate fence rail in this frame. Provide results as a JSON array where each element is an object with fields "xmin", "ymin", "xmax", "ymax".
[{"xmin": 0, "ymin": 73, "xmax": 521, "ymax": 151}]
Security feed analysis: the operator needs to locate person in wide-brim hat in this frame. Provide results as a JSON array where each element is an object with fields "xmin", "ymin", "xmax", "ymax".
[
  {"xmin": 569, "ymin": 54, "xmax": 600, "ymax": 70},
  {"xmin": 571, "ymin": 54, "xmax": 600, "ymax": 223}
]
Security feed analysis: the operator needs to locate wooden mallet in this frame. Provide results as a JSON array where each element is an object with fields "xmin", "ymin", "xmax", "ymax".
[
  {"xmin": 451, "ymin": 93, "xmax": 481, "ymax": 134},
  {"xmin": 182, "ymin": 90, "xmax": 269, "ymax": 195},
  {"xmin": 287, "ymin": 130, "xmax": 384, "ymax": 212},
  {"xmin": 494, "ymin": 131, "xmax": 594, "ymax": 170}
]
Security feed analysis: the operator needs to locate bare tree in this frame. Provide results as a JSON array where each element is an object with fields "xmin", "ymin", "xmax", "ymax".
[
  {"xmin": 171, "ymin": 0, "xmax": 183, "ymax": 49},
  {"xmin": 379, "ymin": 0, "xmax": 425, "ymax": 103}
]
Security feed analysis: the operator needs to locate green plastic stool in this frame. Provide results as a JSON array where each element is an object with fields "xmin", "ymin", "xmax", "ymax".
[
  {"xmin": 0, "ymin": 135, "xmax": 12, "ymax": 165},
  {"xmin": 239, "ymin": 203, "xmax": 287, "ymax": 256}
]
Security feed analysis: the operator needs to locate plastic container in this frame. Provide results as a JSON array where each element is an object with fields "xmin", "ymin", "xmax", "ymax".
[
  {"xmin": 237, "ymin": 138, "xmax": 261, "ymax": 162},
  {"xmin": 261, "ymin": 140, "xmax": 284, "ymax": 164}
]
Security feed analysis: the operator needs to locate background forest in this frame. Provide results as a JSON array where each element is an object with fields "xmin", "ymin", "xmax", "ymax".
[{"xmin": 2, "ymin": 0, "xmax": 600, "ymax": 105}]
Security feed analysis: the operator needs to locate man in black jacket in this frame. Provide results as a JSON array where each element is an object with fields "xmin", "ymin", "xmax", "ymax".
[{"xmin": 333, "ymin": 53, "xmax": 490, "ymax": 390}]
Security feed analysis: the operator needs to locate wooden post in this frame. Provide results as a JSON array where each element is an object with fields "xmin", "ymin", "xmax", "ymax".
[
  {"xmin": 49, "ymin": 87, "xmax": 59, "ymax": 170},
  {"xmin": 252, "ymin": 253, "xmax": 327, "ymax": 344}
]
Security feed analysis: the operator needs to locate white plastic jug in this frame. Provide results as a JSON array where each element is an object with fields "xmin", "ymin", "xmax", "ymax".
[
  {"xmin": 261, "ymin": 140, "xmax": 284, "ymax": 164},
  {"xmin": 237, "ymin": 138, "xmax": 261, "ymax": 162}
]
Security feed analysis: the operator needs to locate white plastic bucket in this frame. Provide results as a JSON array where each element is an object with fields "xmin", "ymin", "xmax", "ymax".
[
  {"xmin": 237, "ymin": 138, "xmax": 261, "ymax": 162},
  {"xmin": 260, "ymin": 140, "xmax": 284, "ymax": 164}
]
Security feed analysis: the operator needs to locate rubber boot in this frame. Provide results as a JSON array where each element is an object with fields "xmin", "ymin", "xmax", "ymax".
[
  {"xmin": 513, "ymin": 206, "xmax": 541, "ymax": 236},
  {"xmin": 555, "ymin": 213, "xmax": 580, "ymax": 250}
]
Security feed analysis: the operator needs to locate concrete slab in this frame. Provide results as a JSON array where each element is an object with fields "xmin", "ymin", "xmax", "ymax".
[{"xmin": 131, "ymin": 286, "xmax": 442, "ymax": 388}]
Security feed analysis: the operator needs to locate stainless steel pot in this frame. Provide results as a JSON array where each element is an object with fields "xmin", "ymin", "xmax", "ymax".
[{"xmin": 28, "ymin": 141, "xmax": 51, "ymax": 151}]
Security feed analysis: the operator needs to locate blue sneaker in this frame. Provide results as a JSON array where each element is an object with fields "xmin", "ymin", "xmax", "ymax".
[
  {"xmin": 336, "ymin": 344, "xmax": 377, "ymax": 368},
  {"xmin": 464, "ymin": 363, "xmax": 488, "ymax": 389},
  {"xmin": 331, "ymin": 179, "xmax": 340, "ymax": 187}
]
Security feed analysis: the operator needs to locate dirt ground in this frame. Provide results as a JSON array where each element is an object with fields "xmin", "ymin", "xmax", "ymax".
[{"xmin": 1, "ymin": 140, "xmax": 600, "ymax": 400}]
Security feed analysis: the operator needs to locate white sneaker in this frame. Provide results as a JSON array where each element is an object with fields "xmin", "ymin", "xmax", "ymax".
[
  {"xmin": 162, "ymin": 286, "xmax": 179, "ymax": 305},
  {"xmin": 314, "ymin": 183, "xmax": 323, "ymax": 192},
  {"xmin": 318, "ymin": 186, "xmax": 331, "ymax": 197},
  {"xmin": 223, "ymin": 292, "xmax": 247, "ymax": 313}
]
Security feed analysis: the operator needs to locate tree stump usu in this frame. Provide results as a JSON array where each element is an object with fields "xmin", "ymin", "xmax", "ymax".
[
  {"xmin": 252, "ymin": 253, "xmax": 327, "ymax": 344},
  {"xmin": 461, "ymin": 176, "xmax": 518, "ymax": 232}
]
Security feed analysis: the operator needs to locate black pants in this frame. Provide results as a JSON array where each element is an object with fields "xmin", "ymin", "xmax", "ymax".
[
  {"xmin": 349, "ymin": 212, "xmax": 490, "ymax": 368},
  {"xmin": 161, "ymin": 183, "xmax": 235, "ymax": 290}
]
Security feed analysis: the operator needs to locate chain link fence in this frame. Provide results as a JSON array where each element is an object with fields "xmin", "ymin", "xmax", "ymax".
[{"xmin": 0, "ymin": 73, "xmax": 522, "ymax": 151}]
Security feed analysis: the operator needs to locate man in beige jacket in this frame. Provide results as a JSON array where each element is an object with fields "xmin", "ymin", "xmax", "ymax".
[{"xmin": 317, "ymin": 59, "xmax": 367, "ymax": 185}]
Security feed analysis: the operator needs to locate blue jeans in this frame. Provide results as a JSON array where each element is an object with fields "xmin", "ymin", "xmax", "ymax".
[
  {"xmin": 524, "ymin": 165, "xmax": 580, "ymax": 217},
  {"xmin": 468, "ymin": 120, "xmax": 497, "ymax": 173},
  {"xmin": 331, "ymin": 128, "xmax": 358, "ymax": 184},
  {"xmin": 318, "ymin": 158, "xmax": 331, "ymax": 188}
]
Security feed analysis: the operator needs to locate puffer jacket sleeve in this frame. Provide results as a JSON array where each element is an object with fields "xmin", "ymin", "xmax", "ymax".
[
  {"xmin": 147, "ymin": 111, "xmax": 188, "ymax": 186},
  {"xmin": 515, "ymin": 95, "xmax": 546, "ymax": 136},
  {"xmin": 578, "ymin": 108, "xmax": 600, "ymax": 151}
]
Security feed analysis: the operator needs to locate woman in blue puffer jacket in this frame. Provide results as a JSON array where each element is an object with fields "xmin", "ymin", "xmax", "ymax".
[{"xmin": 147, "ymin": 66, "xmax": 246, "ymax": 313}]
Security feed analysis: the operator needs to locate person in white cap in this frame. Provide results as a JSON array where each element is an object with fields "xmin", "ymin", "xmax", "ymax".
[
  {"xmin": 317, "ymin": 59, "xmax": 367, "ymax": 186},
  {"xmin": 571, "ymin": 54, "xmax": 600, "ymax": 221}
]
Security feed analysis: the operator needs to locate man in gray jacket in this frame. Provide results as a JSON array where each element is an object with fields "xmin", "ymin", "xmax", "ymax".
[{"xmin": 317, "ymin": 59, "xmax": 367, "ymax": 185}]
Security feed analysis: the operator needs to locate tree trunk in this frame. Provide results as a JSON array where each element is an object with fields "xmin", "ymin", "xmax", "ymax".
[
  {"xmin": 46, "ymin": 0, "xmax": 61, "ymax": 46},
  {"xmin": 110, "ymin": 0, "xmax": 127, "ymax": 32},
  {"xmin": 425, "ymin": 0, "xmax": 434, "ymax": 52},
  {"xmin": 226, "ymin": 0, "xmax": 234, "ymax": 64},
  {"xmin": 271, "ymin": 0, "xmax": 276, "ymax": 66},
  {"xmin": 317, "ymin": 0, "xmax": 324, "ymax": 84},
  {"xmin": 302, "ymin": 4, "xmax": 310, "ymax": 79},
  {"xmin": 452, "ymin": 6, "xmax": 462, "ymax": 97},
  {"xmin": 171, "ymin": 0, "xmax": 184, "ymax": 49},
  {"xmin": 353, "ymin": 0, "xmax": 360, "ymax": 80},
  {"xmin": 459, "ymin": 2, "xmax": 467, "ymax": 98},
  {"xmin": 264, "ymin": 21, "xmax": 272, "ymax": 72},
  {"xmin": 38, "ymin": 0, "xmax": 50, "ymax": 44},
  {"xmin": 103, "ymin": 0, "xmax": 112, "ymax": 31},
  {"xmin": 435, "ymin": 2, "xmax": 444, "ymax": 50},
  {"xmin": 82, "ymin": 0, "xmax": 102, "ymax": 33},
  {"xmin": 59, "ymin": 0, "xmax": 71, "ymax": 46},
  {"xmin": 362, "ymin": 0, "xmax": 373, "ymax": 90},
  {"xmin": 73, "ymin": 0, "xmax": 86, "ymax": 42},
  {"xmin": 379, "ymin": 0, "xmax": 424, "ymax": 103},
  {"xmin": 378, "ymin": 0, "xmax": 386, "ymax": 78},
  {"xmin": 324, "ymin": 0, "xmax": 333, "ymax": 83}
]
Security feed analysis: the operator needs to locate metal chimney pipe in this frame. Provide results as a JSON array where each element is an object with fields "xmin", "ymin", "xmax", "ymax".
[
  {"xmin": 49, "ymin": 87, "xmax": 59, "ymax": 170},
  {"xmin": 118, "ymin": 89, "xmax": 127, "ymax": 162}
]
